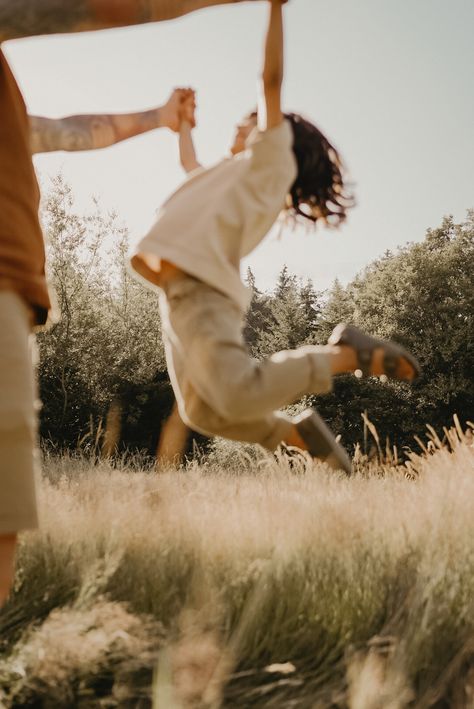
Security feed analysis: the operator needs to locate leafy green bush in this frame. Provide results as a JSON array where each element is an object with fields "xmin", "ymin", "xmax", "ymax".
[{"xmin": 38, "ymin": 177, "xmax": 473, "ymax": 458}]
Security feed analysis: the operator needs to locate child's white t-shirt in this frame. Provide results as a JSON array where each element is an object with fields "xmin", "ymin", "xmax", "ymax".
[{"xmin": 130, "ymin": 119, "xmax": 297, "ymax": 312}]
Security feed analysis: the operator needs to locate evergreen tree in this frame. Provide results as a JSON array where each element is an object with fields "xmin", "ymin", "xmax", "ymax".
[
  {"xmin": 299, "ymin": 279, "xmax": 322, "ymax": 343},
  {"xmin": 243, "ymin": 267, "xmax": 273, "ymax": 356},
  {"xmin": 257, "ymin": 268, "xmax": 323, "ymax": 354},
  {"xmin": 274, "ymin": 264, "xmax": 296, "ymax": 299},
  {"xmin": 315, "ymin": 278, "xmax": 354, "ymax": 344}
]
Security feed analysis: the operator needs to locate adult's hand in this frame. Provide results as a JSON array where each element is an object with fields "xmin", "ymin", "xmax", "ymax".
[
  {"xmin": 178, "ymin": 88, "xmax": 197, "ymax": 128},
  {"xmin": 161, "ymin": 88, "xmax": 196, "ymax": 133}
]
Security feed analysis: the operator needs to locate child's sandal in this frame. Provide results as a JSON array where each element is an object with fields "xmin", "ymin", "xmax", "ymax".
[
  {"xmin": 294, "ymin": 408, "xmax": 352, "ymax": 475},
  {"xmin": 328, "ymin": 323, "xmax": 421, "ymax": 381}
]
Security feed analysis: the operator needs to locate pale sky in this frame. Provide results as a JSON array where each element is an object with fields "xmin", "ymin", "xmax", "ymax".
[{"xmin": 4, "ymin": 0, "xmax": 474, "ymax": 292}]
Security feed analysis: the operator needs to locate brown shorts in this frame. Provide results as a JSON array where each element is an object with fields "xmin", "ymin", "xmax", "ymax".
[{"xmin": 0, "ymin": 291, "xmax": 39, "ymax": 533}]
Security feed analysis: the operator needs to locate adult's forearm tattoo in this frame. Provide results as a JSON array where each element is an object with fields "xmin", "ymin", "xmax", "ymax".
[
  {"xmin": 0, "ymin": 0, "xmax": 244, "ymax": 42},
  {"xmin": 30, "ymin": 109, "xmax": 161, "ymax": 153},
  {"xmin": 30, "ymin": 116, "xmax": 106, "ymax": 154}
]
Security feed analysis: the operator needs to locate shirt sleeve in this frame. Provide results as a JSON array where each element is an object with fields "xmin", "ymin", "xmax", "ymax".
[
  {"xmin": 246, "ymin": 119, "xmax": 294, "ymax": 171},
  {"xmin": 239, "ymin": 119, "xmax": 297, "ymax": 213}
]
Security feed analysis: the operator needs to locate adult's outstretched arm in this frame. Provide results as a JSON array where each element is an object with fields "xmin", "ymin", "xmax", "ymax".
[
  {"xmin": 0, "ymin": 0, "xmax": 254, "ymax": 43},
  {"xmin": 29, "ymin": 88, "xmax": 186, "ymax": 153}
]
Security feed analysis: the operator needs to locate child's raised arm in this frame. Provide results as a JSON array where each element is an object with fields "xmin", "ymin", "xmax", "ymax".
[
  {"xmin": 258, "ymin": 0, "xmax": 288, "ymax": 131},
  {"xmin": 178, "ymin": 90, "xmax": 202, "ymax": 174}
]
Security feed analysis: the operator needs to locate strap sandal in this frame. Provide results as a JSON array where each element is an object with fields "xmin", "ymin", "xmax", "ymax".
[
  {"xmin": 294, "ymin": 408, "xmax": 352, "ymax": 475},
  {"xmin": 328, "ymin": 323, "xmax": 421, "ymax": 380}
]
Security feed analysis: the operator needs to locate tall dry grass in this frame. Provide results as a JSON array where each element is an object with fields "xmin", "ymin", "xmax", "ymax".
[{"xmin": 0, "ymin": 425, "xmax": 473, "ymax": 707}]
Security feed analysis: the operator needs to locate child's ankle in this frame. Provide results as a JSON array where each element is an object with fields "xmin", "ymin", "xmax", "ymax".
[{"xmin": 284, "ymin": 426, "xmax": 309, "ymax": 451}]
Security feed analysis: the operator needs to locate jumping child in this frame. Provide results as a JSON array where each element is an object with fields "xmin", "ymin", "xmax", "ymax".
[{"xmin": 131, "ymin": 0, "xmax": 420, "ymax": 474}]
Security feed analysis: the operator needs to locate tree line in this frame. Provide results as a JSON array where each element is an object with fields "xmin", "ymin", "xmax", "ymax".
[{"xmin": 38, "ymin": 175, "xmax": 474, "ymax": 457}]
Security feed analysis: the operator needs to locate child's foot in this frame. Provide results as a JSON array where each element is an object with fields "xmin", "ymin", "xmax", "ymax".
[
  {"xmin": 328, "ymin": 324, "xmax": 421, "ymax": 381},
  {"xmin": 287, "ymin": 409, "xmax": 352, "ymax": 475}
]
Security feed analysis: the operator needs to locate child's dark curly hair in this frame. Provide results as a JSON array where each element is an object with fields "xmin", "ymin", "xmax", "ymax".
[{"xmin": 284, "ymin": 112, "xmax": 355, "ymax": 227}]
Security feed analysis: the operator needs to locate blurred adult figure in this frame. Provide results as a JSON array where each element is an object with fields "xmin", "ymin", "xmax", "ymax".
[{"xmin": 0, "ymin": 0, "xmax": 260, "ymax": 607}]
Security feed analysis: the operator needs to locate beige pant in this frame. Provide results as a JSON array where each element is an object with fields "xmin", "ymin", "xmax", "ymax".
[
  {"xmin": 0, "ymin": 292, "xmax": 39, "ymax": 533},
  {"xmin": 160, "ymin": 275, "xmax": 333, "ymax": 451}
]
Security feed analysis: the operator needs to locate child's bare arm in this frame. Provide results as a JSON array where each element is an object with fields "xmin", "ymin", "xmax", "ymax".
[
  {"xmin": 178, "ymin": 91, "xmax": 201, "ymax": 173},
  {"xmin": 29, "ymin": 89, "xmax": 186, "ymax": 154},
  {"xmin": 179, "ymin": 122, "xmax": 201, "ymax": 173},
  {"xmin": 258, "ymin": 0, "xmax": 287, "ymax": 131}
]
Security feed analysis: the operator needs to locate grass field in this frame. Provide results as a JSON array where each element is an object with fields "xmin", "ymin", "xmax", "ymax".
[{"xmin": 0, "ymin": 424, "xmax": 473, "ymax": 708}]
